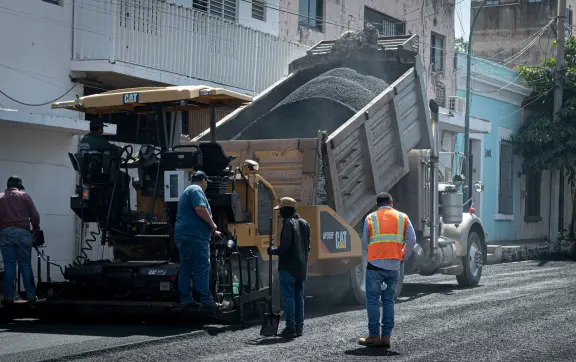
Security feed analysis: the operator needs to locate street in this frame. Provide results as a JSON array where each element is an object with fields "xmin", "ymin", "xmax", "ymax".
[{"xmin": 1, "ymin": 260, "xmax": 575, "ymax": 362}]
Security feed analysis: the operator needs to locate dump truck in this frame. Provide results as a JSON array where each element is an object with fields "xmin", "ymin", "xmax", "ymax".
[
  {"xmin": 189, "ymin": 31, "xmax": 487, "ymax": 304},
  {"xmin": 0, "ymin": 31, "xmax": 486, "ymax": 324}
]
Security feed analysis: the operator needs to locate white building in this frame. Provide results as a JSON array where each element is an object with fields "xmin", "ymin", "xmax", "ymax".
[{"xmin": 0, "ymin": 0, "xmax": 306, "ymax": 283}]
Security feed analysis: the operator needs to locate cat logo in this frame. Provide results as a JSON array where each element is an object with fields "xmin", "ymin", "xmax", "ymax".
[
  {"xmin": 320, "ymin": 211, "xmax": 352, "ymax": 253},
  {"xmin": 335, "ymin": 231, "xmax": 348, "ymax": 250},
  {"xmin": 123, "ymin": 93, "xmax": 139, "ymax": 105}
]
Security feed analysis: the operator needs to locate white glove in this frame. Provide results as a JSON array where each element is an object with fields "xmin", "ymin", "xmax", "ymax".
[{"xmin": 360, "ymin": 253, "xmax": 367, "ymax": 292}]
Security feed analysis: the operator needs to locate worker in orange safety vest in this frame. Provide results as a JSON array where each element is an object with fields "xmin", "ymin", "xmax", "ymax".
[{"xmin": 358, "ymin": 192, "xmax": 416, "ymax": 349}]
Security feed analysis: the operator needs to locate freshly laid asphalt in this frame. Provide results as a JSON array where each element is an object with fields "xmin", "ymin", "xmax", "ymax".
[{"xmin": 1, "ymin": 260, "xmax": 575, "ymax": 362}]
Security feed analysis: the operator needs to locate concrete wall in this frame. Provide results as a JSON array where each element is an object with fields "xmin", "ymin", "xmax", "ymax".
[
  {"xmin": 0, "ymin": 122, "xmax": 79, "ymax": 282},
  {"xmin": 471, "ymin": 0, "xmax": 576, "ymax": 67},
  {"xmin": 0, "ymin": 1, "xmax": 88, "ymax": 282},
  {"xmin": 278, "ymin": 0, "xmax": 456, "ymax": 107},
  {"xmin": 0, "ymin": 0, "xmax": 84, "ymax": 119}
]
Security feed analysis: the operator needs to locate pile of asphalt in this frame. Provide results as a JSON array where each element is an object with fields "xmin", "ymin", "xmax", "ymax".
[
  {"xmin": 235, "ymin": 68, "xmax": 388, "ymax": 141},
  {"xmin": 500, "ymin": 240, "xmax": 576, "ymax": 263},
  {"xmin": 234, "ymin": 67, "xmax": 388, "ymax": 205}
]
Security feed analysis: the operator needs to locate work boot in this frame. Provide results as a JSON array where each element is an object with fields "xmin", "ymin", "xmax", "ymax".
[
  {"xmin": 280, "ymin": 327, "xmax": 296, "ymax": 339},
  {"xmin": 381, "ymin": 336, "xmax": 391, "ymax": 349},
  {"xmin": 358, "ymin": 336, "xmax": 382, "ymax": 347},
  {"xmin": 295, "ymin": 327, "xmax": 303, "ymax": 337}
]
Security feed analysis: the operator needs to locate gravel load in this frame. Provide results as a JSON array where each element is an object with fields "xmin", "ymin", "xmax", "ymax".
[
  {"xmin": 233, "ymin": 67, "xmax": 389, "ymax": 205},
  {"xmin": 234, "ymin": 67, "xmax": 389, "ymax": 140}
]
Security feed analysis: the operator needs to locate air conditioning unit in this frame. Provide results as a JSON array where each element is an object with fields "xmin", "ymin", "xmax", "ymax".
[{"xmin": 448, "ymin": 96, "xmax": 466, "ymax": 114}]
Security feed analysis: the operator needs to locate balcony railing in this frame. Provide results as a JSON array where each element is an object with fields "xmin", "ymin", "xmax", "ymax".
[{"xmin": 73, "ymin": 0, "xmax": 308, "ymax": 93}]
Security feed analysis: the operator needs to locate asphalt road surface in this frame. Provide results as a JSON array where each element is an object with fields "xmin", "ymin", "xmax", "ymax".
[{"xmin": 1, "ymin": 260, "xmax": 575, "ymax": 362}]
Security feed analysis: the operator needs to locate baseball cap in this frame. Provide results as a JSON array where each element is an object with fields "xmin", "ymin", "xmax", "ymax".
[
  {"xmin": 89, "ymin": 119, "xmax": 108, "ymax": 128},
  {"xmin": 273, "ymin": 197, "xmax": 297, "ymax": 210},
  {"xmin": 191, "ymin": 170, "xmax": 211, "ymax": 182},
  {"xmin": 7, "ymin": 175, "xmax": 24, "ymax": 190}
]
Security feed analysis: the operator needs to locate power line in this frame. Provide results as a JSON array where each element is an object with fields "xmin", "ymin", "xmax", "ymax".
[{"xmin": 0, "ymin": 83, "xmax": 79, "ymax": 107}]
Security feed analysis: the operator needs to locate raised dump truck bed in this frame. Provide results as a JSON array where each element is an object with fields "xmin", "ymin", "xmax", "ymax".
[{"xmin": 192, "ymin": 34, "xmax": 433, "ymax": 228}]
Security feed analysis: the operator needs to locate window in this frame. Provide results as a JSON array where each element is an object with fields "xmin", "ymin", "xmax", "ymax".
[
  {"xmin": 252, "ymin": 0, "xmax": 265, "ymax": 21},
  {"xmin": 257, "ymin": 183, "xmax": 273, "ymax": 235},
  {"xmin": 525, "ymin": 172, "xmax": 541, "ymax": 221},
  {"xmin": 193, "ymin": 0, "xmax": 237, "ymax": 22},
  {"xmin": 298, "ymin": 0, "xmax": 324, "ymax": 32},
  {"xmin": 430, "ymin": 33, "xmax": 445, "ymax": 72},
  {"xmin": 498, "ymin": 141, "xmax": 514, "ymax": 215},
  {"xmin": 363, "ymin": 7, "xmax": 405, "ymax": 36},
  {"xmin": 486, "ymin": 0, "xmax": 500, "ymax": 5}
]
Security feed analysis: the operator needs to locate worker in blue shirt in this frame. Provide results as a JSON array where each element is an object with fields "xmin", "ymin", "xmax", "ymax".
[
  {"xmin": 359, "ymin": 192, "xmax": 416, "ymax": 349},
  {"xmin": 173, "ymin": 171, "xmax": 222, "ymax": 310}
]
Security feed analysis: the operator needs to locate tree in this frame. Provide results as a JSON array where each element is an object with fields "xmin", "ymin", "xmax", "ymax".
[
  {"xmin": 455, "ymin": 37, "xmax": 468, "ymax": 53},
  {"xmin": 511, "ymin": 36, "xmax": 576, "ymax": 237}
]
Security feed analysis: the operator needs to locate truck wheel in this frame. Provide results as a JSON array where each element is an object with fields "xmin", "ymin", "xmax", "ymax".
[
  {"xmin": 348, "ymin": 262, "xmax": 405, "ymax": 305},
  {"xmin": 349, "ymin": 263, "xmax": 365, "ymax": 305},
  {"xmin": 456, "ymin": 231, "xmax": 484, "ymax": 287}
]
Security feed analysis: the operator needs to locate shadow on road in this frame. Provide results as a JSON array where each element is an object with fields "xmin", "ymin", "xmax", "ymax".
[
  {"xmin": 396, "ymin": 283, "xmax": 480, "ymax": 304},
  {"xmin": 0, "ymin": 315, "xmax": 241, "ymax": 339},
  {"xmin": 344, "ymin": 347, "xmax": 400, "ymax": 357},
  {"xmin": 534, "ymin": 254, "xmax": 576, "ymax": 267},
  {"xmin": 244, "ymin": 337, "xmax": 293, "ymax": 346}
]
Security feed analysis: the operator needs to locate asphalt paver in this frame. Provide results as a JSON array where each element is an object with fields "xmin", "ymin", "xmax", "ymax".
[{"xmin": 1, "ymin": 260, "xmax": 575, "ymax": 362}]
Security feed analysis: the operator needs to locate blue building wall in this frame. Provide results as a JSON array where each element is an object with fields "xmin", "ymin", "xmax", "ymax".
[{"xmin": 455, "ymin": 54, "xmax": 526, "ymax": 242}]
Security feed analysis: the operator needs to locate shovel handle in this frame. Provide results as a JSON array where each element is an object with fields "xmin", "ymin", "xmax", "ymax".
[{"xmin": 268, "ymin": 217, "xmax": 273, "ymax": 308}]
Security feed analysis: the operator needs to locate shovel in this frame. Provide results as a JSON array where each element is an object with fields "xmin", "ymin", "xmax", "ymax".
[{"xmin": 260, "ymin": 217, "xmax": 280, "ymax": 337}]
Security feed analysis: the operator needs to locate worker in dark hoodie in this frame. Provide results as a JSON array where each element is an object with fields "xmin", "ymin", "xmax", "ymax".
[{"xmin": 267, "ymin": 197, "xmax": 311, "ymax": 339}]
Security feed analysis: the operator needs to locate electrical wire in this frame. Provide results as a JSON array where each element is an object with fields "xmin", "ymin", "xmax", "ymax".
[
  {"xmin": 34, "ymin": 247, "xmax": 66, "ymax": 278},
  {"xmin": 0, "ymin": 82, "xmax": 79, "ymax": 107}
]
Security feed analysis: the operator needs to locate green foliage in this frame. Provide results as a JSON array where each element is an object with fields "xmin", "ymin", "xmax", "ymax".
[
  {"xmin": 455, "ymin": 37, "xmax": 468, "ymax": 53},
  {"xmin": 510, "ymin": 35, "xmax": 576, "ymax": 183}
]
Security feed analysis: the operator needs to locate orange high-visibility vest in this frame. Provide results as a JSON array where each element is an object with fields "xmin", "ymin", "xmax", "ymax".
[{"xmin": 366, "ymin": 207, "xmax": 408, "ymax": 261}]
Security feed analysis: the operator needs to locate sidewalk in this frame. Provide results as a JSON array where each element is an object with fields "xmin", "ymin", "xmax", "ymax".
[{"xmin": 486, "ymin": 239, "xmax": 576, "ymax": 264}]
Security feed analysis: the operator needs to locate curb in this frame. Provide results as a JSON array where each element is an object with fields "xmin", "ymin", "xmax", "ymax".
[{"xmin": 486, "ymin": 240, "xmax": 576, "ymax": 265}]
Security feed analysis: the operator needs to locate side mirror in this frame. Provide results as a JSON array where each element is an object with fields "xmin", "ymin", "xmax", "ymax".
[{"xmin": 474, "ymin": 181, "xmax": 484, "ymax": 193}]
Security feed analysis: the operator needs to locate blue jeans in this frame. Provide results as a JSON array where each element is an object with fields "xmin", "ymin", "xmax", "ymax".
[
  {"xmin": 365, "ymin": 268, "xmax": 399, "ymax": 337},
  {"xmin": 0, "ymin": 228, "xmax": 36, "ymax": 300},
  {"xmin": 175, "ymin": 235, "xmax": 213, "ymax": 305},
  {"xmin": 279, "ymin": 270, "xmax": 305, "ymax": 331}
]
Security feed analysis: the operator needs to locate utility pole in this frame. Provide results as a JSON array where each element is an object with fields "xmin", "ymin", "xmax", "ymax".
[
  {"xmin": 550, "ymin": 0, "xmax": 566, "ymax": 242},
  {"xmin": 464, "ymin": 0, "xmax": 486, "ymax": 204}
]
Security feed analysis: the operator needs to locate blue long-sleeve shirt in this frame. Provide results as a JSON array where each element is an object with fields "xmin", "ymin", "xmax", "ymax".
[{"xmin": 362, "ymin": 206, "xmax": 417, "ymax": 271}]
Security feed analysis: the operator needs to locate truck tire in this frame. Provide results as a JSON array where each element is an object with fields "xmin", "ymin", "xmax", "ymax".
[
  {"xmin": 348, "ymin": 261, "xmax": 405, "ymax": 305},
  {"xmin": 456, "ymin": 230, "xmax": 484, "ymax": 287}
]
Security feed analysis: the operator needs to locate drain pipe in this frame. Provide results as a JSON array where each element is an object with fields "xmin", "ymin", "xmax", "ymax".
[{"xmin": 429, "ymin": 100, "xmax": 440, "ymax": 256}]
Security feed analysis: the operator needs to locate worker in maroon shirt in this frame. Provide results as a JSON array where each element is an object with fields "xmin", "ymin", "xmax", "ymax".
[{"xmin": 0, "ymin": 176, "xmax": 40, "ymax": 304}]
